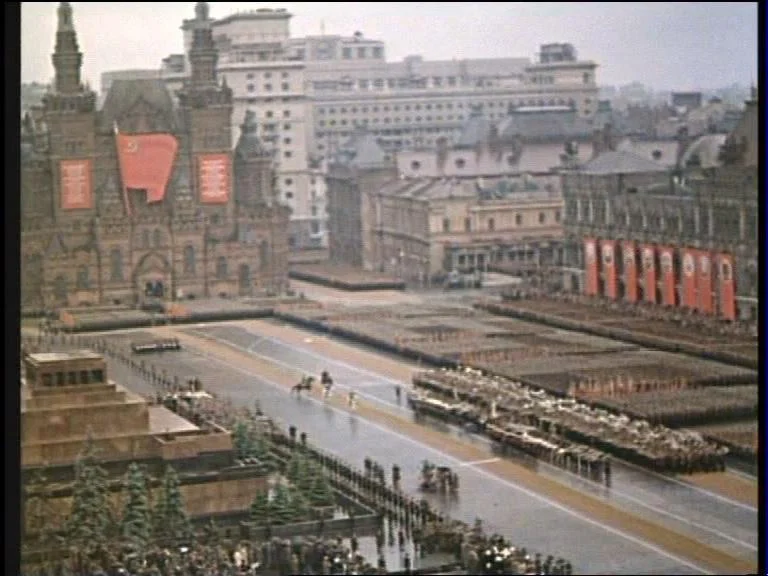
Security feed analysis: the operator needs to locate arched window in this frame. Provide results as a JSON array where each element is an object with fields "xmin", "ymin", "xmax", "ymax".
[
  {"xmin": 184, "ymin": 245, "xmax": 196, "ymax": 275},
  {"xmin": 76, "ymin": 266, "xmax": 90, "ymax": 290},
  {"xmin": 216, "ymin": 257, "xmax": 228, "ymax": 280},
  {"xmin": 259, "ymin": 240, "xmax": 270, "ymax": 271},
  {"xmin": 152, "ymin": 229, "xmax": 162, "ymax": 248},
  {"xmin": 53, "ymin": 275, "xmax": 67, "ymax": 301},
  {"xmin": 142, "ymin": 229, "xmax": 150, "ymax": 248},
  {"xmin": 488, "ymin": 218, "xmax": 495, "ymax": 232},
  {"xmin": 110, "ymin": 248, "xmax": 123, "ymax": 281}
]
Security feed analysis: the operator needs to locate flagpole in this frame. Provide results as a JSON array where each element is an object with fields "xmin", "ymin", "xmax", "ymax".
[{"xmin": 114, "ymin": 121, "xmax": 132, "ymax": 217}]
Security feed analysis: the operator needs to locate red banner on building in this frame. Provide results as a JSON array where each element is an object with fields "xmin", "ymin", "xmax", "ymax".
[
  {"xmin": 60, "ymin": 159, "xmax": 93, "ymax": 210},
  {"xmin": 641, "ymin": 244, "xmax": 656, "ymax": 303},
  {"xmin": 622, "ymin": 242, "xmax": 637, "ymax": 303},
  {"xmin": 116, "ymin": 132, "xmax": 178, "ymax": 203},
  {"xmin": 198, "ymin": 154, "xmax": 231, "ymax": 204},
  {"xmin": 601, "ymin": 239, "xmax": 617, "ymax": 300},
  {"xmin": 696, "ymin": 250, "xmax": 713, "ymax": 314},
  {"xmin": 659, "ymin": 246, "xmax": 676, "ymax": 307},
  {"xmin": 681, "ymin": 248, "xmax": 697, "ymax": 309},
  {"xmin": 717, "ymin": 253, "xmax": 736, "ymax": 320},
  {"xmin": 584, "ymin": 238, "xmax": 599, "ymax": 296}
]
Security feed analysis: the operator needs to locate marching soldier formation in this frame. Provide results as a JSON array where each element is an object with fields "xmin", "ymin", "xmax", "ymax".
[{"xmin": 412, "ymin": 368, "xmax": 728, "ymax": 475}]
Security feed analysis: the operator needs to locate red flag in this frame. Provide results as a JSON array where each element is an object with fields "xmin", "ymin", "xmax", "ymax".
[
  {"xmin": 641, "ymin": 244, "xmax": 657, "ymax": 303},
  {"xmin": 659, "ymin": 246, "xmax": 676, "ymax": 307},
  {"xmin": 601, "ymin": 240, "xmax": 617, "ymax": 299},
  {"xmin": 584, "ymin": 238, "xmax": 599, "ymax": 296},
  {"xmin": 718, "ymin": 253, "xmax": 736, "ymax": 320},
  {"xmin": 681, "ymin": 248, "xmax": 697, "ymax": 309},
  {"xmin": 116, "ymin": 133, "xmax": 178, "ymax": 203},
  {"xmin": 622, "ymin": 242, "xmax": 637, "ymax": 303},
  {"xmin": 697, "ymin": 250, "xmax": 713, "ymax": 314}
]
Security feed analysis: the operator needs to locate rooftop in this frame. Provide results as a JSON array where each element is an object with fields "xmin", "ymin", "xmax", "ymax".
[{"xmin": 27, "ymin": 350, "xmax": 103, "ymax": 364}]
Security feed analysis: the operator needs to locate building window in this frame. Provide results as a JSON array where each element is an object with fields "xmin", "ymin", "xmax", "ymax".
[
  {"xmin": 464, "ymin": 218, "xmax": 471, "ymax": 232},
  {"xmin": 443, "ymin": 218, "xmax": 450, "ymax": 232},
  {"xmin": 410, "ymin": 161, "xmax": 421, "ymax": 171},
  {"xmin": 488, "ymin": 218, "xmax": 495, "ymax": 231},
  {"xmin": 184, "ymin": 245, "xmax": 196, "ymax": 275},
  {"xmin": 455, "ymin": 158, "xmax": 466, "ymax": 169},
  {"xmin": 286, "ymin": 192, "xmax": 293, "ymax": 199},
  {"xmin": 246, "ymin": 73, "xmax": 254, "ymax": 80},
  {"xmin": 357, "ymin": 47, "xmax": 366, "ymax": 59},
  {"xmin": 76, "ymin": 266, "xmax": 89, "ymax": 290},
  {"xmin": 515, "ymin": 213, "xmax": 522, "ymax": 226},
  {"xmin": 343, "ymin": 47, "xmax": 352, "ymax": 59},
  {"xmin": 264, "ymin": 72, "xmax": 272, "ymax": 79},
  {"xmin": 539, "ymin": 212, "xmax": 546, "ymax": 224},
  {"xmin": 266, "ymin": 111, "xmax": 274, "ymax": 118},
  {"xmin": 283, "ymin": 137, "xmax": 292, "ymax": 145},
  {"xmin": 282, "ymin": 110, "xmax": 291, "ymax": 118},
  {"xmin": 152, "ymin": 229, "xmax": 162, "ymax": 247},
  {"xmin": 216, "ymin": 257, "xmax": 227, "ymax": 280},
  {"xmin": 264, "ymin": 84, "xmax": 273, "ymax": 91},
  {"xmin": 373, "ymin": 46, "xmax": 383, "ymax": 58},
  {"xmin": 110, "ymin": 248, "xmax": 123, "ymax": 282},
  {"xmin": 285, "ymin": 178, "xmax": 293, "ymax": 186},
  {"xmin": 583, "ymin": 73, "xmax": 590, "ymax": 84},
  {"xmin": 281, "ymin": 83, "xmax": 290, "ymax": 91},
  {"xmin": 554, "ymin": 210, "xmax": 561, "ymax": 223},
  {"xmin": 284, "ymin": 123, "xmax": 291, "ymax": 130},
  {"xmin": 284, "ymin": 151, "xmax": 292, "ymax": 158},
  {"xmin": 247, "ymin": 84, "xmax": 255, "ymax": 93}
]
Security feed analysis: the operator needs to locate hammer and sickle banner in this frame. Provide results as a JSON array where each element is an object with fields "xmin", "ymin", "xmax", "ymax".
[
  {"xmin": 641, "ymin": 244, "xmax": 657, "ymax": 303},
  {"xmin": 60, "ymin": 158, "xmax": 93, "ymax": 210},
  {"xmin": 601, "ymin": 239, "xmax": 617, "ymax": 300},
  {"xmin": 697, "ymin": 250, "xmax": 713, "ymax": 314},
  {"xmin": 622, "ymin": 241, "xmax": 637, "ymax": 303},
  {"xmin": 659, "ymin": 246, "xmax": 676, "ymax": 307},
  {"xmin": 681, "ymin": 249, "xmax": 697, "ymax": 309},
  {"xmin": 717, "ymin": 253, "xmax": 736, "ymax": 320},
  {"xmin": 198, "ymin": 154, "xmax": 231, "ymax": 204},
  {"xmin": 583, "ymin": 238, "xmax": 599, "ymax": 296},
  {"xmin": 116, "ymin": 132, "xmax": 179, "ymax": 210}
]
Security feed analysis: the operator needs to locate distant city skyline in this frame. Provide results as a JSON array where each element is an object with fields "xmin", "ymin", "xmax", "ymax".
[{"xmin": 21, "ymin": 2, "xmax": 758, "ymax": 93}]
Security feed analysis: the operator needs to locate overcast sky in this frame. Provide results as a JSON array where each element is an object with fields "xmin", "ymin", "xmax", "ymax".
[{"xmin": 21, "ymin": 2, "xmax": 758, "ymax": 92}]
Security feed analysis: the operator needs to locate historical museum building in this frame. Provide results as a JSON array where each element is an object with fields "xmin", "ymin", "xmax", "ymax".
[{"xmin": 21, "ymin": 3, "xmax": 290, "ymax": 311}]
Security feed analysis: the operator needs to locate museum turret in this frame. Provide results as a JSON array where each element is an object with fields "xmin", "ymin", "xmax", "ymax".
[{"xmin": 234, "ymin": 110, "xmax": 275, "ymax": 213}]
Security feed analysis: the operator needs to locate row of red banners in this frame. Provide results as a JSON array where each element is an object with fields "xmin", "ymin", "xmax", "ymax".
[
  {"xmin": 59, "ymin": 133, "xmax": 231, "ymax": 212},
  {"xmin": 584, "ymin": 238, "xmax": 736, "ymax": 320}
]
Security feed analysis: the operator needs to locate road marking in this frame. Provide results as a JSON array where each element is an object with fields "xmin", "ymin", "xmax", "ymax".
[
  {"xmin": 191, "ymin": 328, "xmax": 758, "ymax": 553},
  {"xmin": 460, "ymin": 457, "xmax": 500, "ymax": 467},
  {"xmin": 176, "ymin": 332, "xmax": 713, "ymax": 575}
]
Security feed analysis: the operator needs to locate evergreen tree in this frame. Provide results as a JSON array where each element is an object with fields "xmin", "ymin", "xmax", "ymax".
[
  {"xmin": 296, "ymin": 459, "xmax": 314, "ymax": 493},
  {"xmin": 232, "ymin": 421, "xmax": 252, "ymax": 460},
  {"xmin": 120, "ymin": 463, "xmax": 152, "ymax": 555},
  {"xmin": 270, "ymin": 484, "xmax": 294, "ymax": 525},
  {"xmin": 201, "ymin": 518, "xmax": 220, "ymax": 547},
  {"xmin": 65, "ymin": 434, "xmax": 113, "ymax": 562},
  {"xmin": 250, "ymin": 492, "xmax": 270, "ymax": 526},
  {"xmin": 153, "ymin": 466, "xmax": 193, "ymax": 544},
  {"xmin": 288, "ymin": 485, "xmax": 310, "ymax": 522},
  {"xmin": 308, "ymin": 470, "xmax": 335, "ymax": 508}
]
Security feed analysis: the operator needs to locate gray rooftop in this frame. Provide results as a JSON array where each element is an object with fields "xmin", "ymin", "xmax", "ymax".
[
  {"xmin": 27, "ymin": 350, "xmax": 103, "ymax": 364},
  {"xmin": 580, "ymin": 149, "xmax": 669, "ymax": 175}
]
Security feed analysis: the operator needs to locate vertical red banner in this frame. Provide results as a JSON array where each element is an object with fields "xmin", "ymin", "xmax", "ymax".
[
  {"xmin": 681, "ymin": 248, "xmax": 697, "ymax": 309},
  {"xmin": 198, "ymin": 153, "xmax": 231, "ymax": 204},
  {"xmin": 718, "ymin": 253, "xmax": 736, "ymax": 320},
  {"xmin": 601, "ymin": 239, "xmax": 617, "ymax": 299},
  {"xmin": 697, "ymin": 250, "xmax": 713, "ymax": 314},
  {"xmin": 60, "ymin": 159, "xmax": 93, "ymax": 210},
  {"xmin": 584, "ymin": 238, "xmax": 599, "ymax": 296},
  {"xmin": 622, "ymin": 242, "xmax": 637, "ymax": 303},
  {"xmin": 641, "ymin": 244, "xmax": 657, "ymax": 303},
  {"xmin": 659, "ymin": 246, "xmax": 676, "ymax": 307}
]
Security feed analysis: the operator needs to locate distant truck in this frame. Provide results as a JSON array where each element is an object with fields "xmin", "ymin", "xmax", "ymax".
[
  {"xmin": 131, "ymin": 338, "xmax": 182, "ymax": 354},
  {"xmin": 443, "ymin": 270, "xmax": 482, "ymax": 290}
]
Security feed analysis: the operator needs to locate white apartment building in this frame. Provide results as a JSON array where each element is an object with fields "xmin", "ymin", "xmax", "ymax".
[
  {"xmin": 284, "ymin": 38, "xmax": 599, "ymax": 154},
  {"xmin": 162, "ymin": 6, "xmax": 325, "ymax": 250}
]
